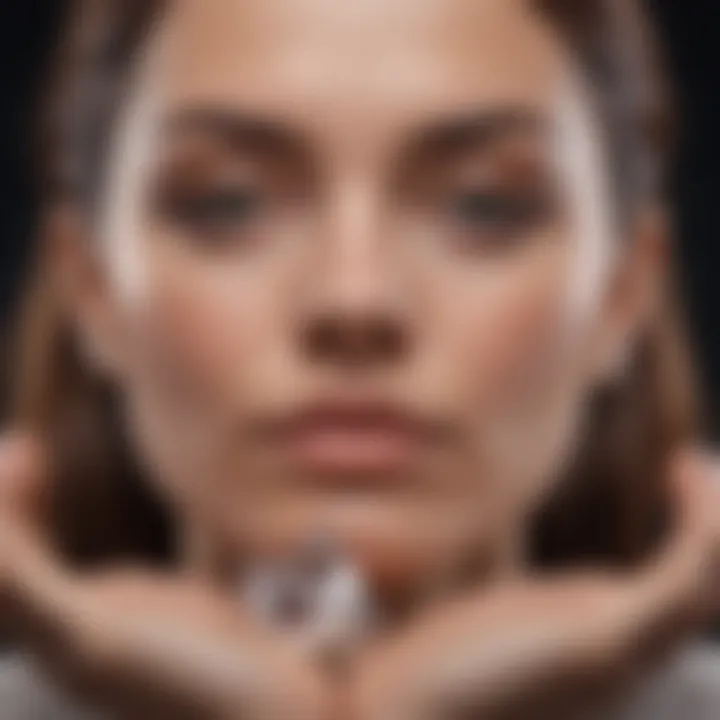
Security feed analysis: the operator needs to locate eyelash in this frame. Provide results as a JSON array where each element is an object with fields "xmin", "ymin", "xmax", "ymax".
[
  {"xmin": 161, "ymin": 186, "xmax": 264, "ymax": 237},
  {"xmin": 157, "ymin": 181, "xmax": 551, "ymax": 256},
  {"xmin": 448, "ymin": 189, "xmax": 550, "ymax": 240}
]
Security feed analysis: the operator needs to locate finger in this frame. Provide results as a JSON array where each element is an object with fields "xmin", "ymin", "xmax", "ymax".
[
  {"xmin": 623, "ymin": 448, "xmax": 720, "ymax": 663},
  {"xmin": 0, "ymin": 430, "xmax": 51, "ymax": 529},
  {"xmin": 0, "ymin": 431, "xmax": 59, "ymax": 578},
  {"xmin": 650, "ymin": 448, "xmax": 718, "ymax": 594},
  {"xmin": 673, "ymin": 448, "xmax": 720, "ymax": 608},
  {"xmin": 0, "ymin": 431, "xmax": 78, "ymax": 651},
  {"xmin": 668, "ymin": 447, "xmax": 717, "ymax": 542}
]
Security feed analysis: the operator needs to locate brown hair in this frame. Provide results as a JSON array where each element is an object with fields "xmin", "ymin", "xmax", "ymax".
[{"xmin": 8, "ymin": 0, "xmax": 699, "ymax": 567}]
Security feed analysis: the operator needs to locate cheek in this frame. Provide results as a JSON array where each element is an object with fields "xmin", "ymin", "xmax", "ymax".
[
  {"xmin": 107, "ymin": 241, "xmax": 289, "ymax": 504},
  {"xmin": 439, "ymin": 245, "xmax": 604, "ymax": 508},
  {"xmin": 137, "ymin": 280, "xmax": 253, "ymax": 403},
  {"xmin": 442, "ymin": 249, "xmax": 579, "ymax": 411},
  {"xmin": 121, "ymin": 246, "xmax": 279, "ymax": 412}
]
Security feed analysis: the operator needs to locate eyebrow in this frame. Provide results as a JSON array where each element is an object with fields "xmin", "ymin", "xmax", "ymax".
[
  {"xmin": 160, "ymin": 105, "xmax": 548, "ymax": 164},
  {"xmin": 413, "ymin": 107, "xmax": 550, "ymax": 154},
  {"xmin": 162, "ymin": 106, "xmax": 306, "ymax": 157}
]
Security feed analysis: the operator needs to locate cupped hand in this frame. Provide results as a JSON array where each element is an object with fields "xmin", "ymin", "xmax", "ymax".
[
  {"xmin": 0, "ymin": 432, "xmax": 334, "ymax": 720},
  {"xmin": 4, "ymin": 432, "xmax": 718, "ymax": 720},
  {"xmin": 349, "ymin": 449, "xmax": 720, "ymax": 720}
]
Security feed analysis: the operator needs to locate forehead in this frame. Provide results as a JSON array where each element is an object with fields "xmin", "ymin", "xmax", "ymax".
[{"xmin": 150, "ymin": 0, "xmax": 569, "ymax": 129}]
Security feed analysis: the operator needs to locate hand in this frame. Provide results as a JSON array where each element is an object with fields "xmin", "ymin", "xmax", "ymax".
[
  {"xmin": 0, "ymin": 433, "xmax": 334, "ymax": 720},
  {"xmin": 350, "ymin": 449, "xmax": 720, "ymax": 720}
]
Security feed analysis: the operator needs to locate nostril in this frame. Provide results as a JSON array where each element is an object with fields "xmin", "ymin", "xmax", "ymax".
[
  {"xmin": 305, "ymin": 315, "xmax": 342, "ymax": 361},
  {"xmin": 372, "ymin": 318, "xmax": 405, "ymax": 357},
  {"xmin": 302, "ymin": 312, "xmax": 408, "ymax": 366}
]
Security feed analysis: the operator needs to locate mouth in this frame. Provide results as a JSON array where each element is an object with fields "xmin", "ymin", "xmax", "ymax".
[{"xmin": 256, "ymin": 399, "xmax": 447, "ymax": 481}]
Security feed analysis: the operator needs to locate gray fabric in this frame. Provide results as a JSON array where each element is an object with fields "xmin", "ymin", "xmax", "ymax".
[
  {"xmin": 598, "ymin": 643, "xmax": 720, "ymax": 720},
  {"xmin": 0, "ymin": 644, "xmax": 718, "ymax": 719},
  {"xmin": 0, "ymin": 655, "xmax": 106, "ymax": 720}
]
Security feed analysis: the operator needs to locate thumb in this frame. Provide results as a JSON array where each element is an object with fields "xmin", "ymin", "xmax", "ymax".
[
  {"xmin": 0, "ymin": 431, "xmax": 77, "ymax": 648},
  {"xmin": 0, "ymin": 430, "xmax": 52, "ymax": 533},
  {"xmin": 629, "ymin": 447, "xmax": 720, "ymax": 654},
  {"xmin": 655, "ymin": 448, "xmax": 719, "ymax": 589}
]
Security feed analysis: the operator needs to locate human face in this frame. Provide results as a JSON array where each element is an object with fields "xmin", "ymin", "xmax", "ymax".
[{"xmin": 74, "ymin": 0, "xmax": 634, "ymax": 597}]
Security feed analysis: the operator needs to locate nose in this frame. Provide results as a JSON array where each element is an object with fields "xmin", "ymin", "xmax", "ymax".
[{"xmin": 299, "ymin": 181, "xmax": 412, "ymax": 370}]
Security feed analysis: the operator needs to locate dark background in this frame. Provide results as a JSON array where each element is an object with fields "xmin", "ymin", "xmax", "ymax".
[{"xmin": 1, "ymin": 1, "xmax": 719, "ymax": 432}]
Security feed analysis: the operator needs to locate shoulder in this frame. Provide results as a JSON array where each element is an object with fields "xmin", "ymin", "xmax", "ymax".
[
  {"xmin": 608, "ymin": 642, "xmax": 720, "ymax": 720},
  {"xmin": 0, "ymin": 653, "xmax": 105, "ymax": 720}
]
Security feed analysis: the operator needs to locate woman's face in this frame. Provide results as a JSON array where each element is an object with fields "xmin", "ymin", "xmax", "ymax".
[{"xmin": 72, "ymin": 0, "xmax": 646, "ymax": 592}]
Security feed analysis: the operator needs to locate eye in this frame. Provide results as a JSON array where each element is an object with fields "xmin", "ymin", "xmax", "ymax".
[
  {"xmin": 450, "ymin": 190, "xmax": 548, "ymax": 234},
  {"xmin": 168, "ymin": 186, "xmax": 263, "ymax": 234}
]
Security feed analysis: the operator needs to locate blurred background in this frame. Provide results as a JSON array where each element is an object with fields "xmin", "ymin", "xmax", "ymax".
[{"xmin": 0, "ymin": 1, "xmax": 719, "ymax": 435}]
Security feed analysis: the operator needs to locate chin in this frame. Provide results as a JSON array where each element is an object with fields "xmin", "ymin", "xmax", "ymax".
[{"xmin": 219, "ymin": 492, "xmax": 494, "ymax": 609}]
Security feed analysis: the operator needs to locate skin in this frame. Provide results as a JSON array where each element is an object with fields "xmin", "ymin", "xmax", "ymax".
[
  {"xmin": 1, "ymin": 0, "xmax": 716, "ymax": 718},
  {"xmin": 68, "ymin": 0, "xmax": 651, "ymax": 595},
  {"xmin": 1, "ymin": 437, "xmax": 719, "ymax": 720}
]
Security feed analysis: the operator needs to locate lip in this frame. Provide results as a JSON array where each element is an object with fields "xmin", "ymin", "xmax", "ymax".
[{"xmin": 257, "ymin": 400, "xmax": 444, "ymax": 478}]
